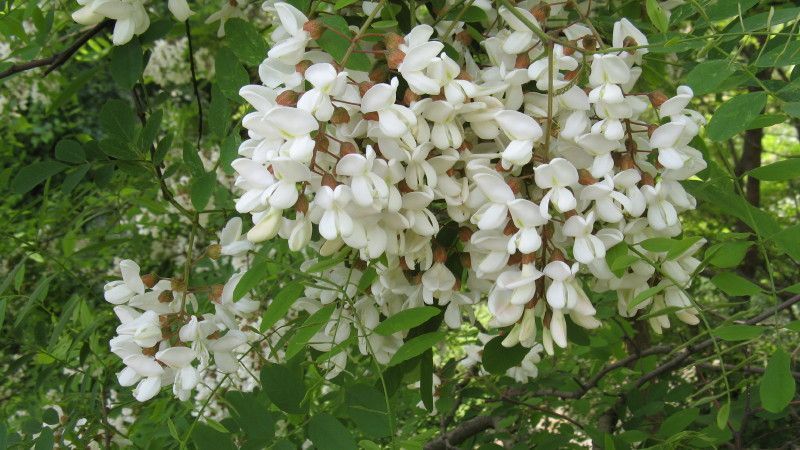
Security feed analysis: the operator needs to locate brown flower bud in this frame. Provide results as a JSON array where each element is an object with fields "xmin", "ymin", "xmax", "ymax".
[
  {"xmin": 207, "ymin": 330, "xmax": 221, "ymax": 340},
  {"xmin": 515, "ymin": 53, "xmax": 531, "ymax": 69},
  {"xmin": 563, "ymin": 45, "xmax": 576, "ymax": 56},
  {"xmin": 385, "ymin": 33, "xmax": 404, "ymax": 51},
  {"xmin": 276, "ymin": 90, "xmax": 298, "ymax": 107},
  {"xmin": 578, "ymin": 168, "xmax": 597, "ymax": 185},
  {"xmin": 550, "ymin": 248, "xmax": 565, "ymax": 262},
  {"xmin": 648, "ymin": 91, "xmax": 669, "ymax": 108},
  {"xmin": 387, "ymin": 49, "xmax": 405, "ymax": 70},
  {"xmin": 295, "ymin": 60, "xmax": 313, "ymax": 74},
  {"xmin": 340, "ymin": 142, "xmax": 357, "ymax": 156},
  {"xmin": 141, "ymin": 273, "xmax": 158, "ymax": 289},
  {"xmin": 403, "ymin": 88, "xmax": 420, "ymax": 106},
  {"xmin": 564, "ymin": 68, "xmax": 580, "ymax": 81},
  {"xmin": 171, "ymin": 278, "xmax": 187, "ymax": 292},
  {"xmin": 331, "ymin": 107, "xmax": 351, "ymax": 125},
  {"xmin": 359, "ymin": 81, "xmax": 375, "ymax": 97},
  {"xmin": 206, "ymin": 243, "xmax": 222, "ymax": 260},
  {"xmin": 458, "ymin": 226, "xmax": 473, "ymax": 242},
  {"xmin": 531, "ymin": 4, "xmax": 551, "ymax": 22},
  {"xmin": 623, "ymin": 36, "xmax": 639, "ymax": 49},
  {"xmin": 640, "ymin": 172, "xmax": 655, "ymax": 187},
  {"xmin": 398, "ymin": 180, "xmax": 412, "ymax": 193},
  {"xmin": 543, "ymin": 309, "xmax": 552, "ymax": 328},
  {"xmin": 647, "ymin": 124, "xmax": 658, "ymax": 137},
  {"xmin": 495, "ymin": 161, "xmax": 508, "ymax": 172},
  {"xmin": 563, "ymin": 209, "xmax": 577, "ymax": 218},
  {"xmin": 369, "ymin": 65, "xmax": 389, "ymax": 83},
  {"xmin": 399, "ymin": 257, "xmax": 410, "ymax": 271},
  {"xmin": 503, "ymin": 221, "xmax": 519, "ymax": 236},
  {"xmin": 210, "ymin": 284, "xmax": 224, "ymax": 302},
  {"xmin": 293, "ymin": 195, "xmax": 308, "ymax": 215},
  {"xmin": 619, "ymin": 153, "xmax": 636, "ymax": 170},
  {"xmin": 582, "ymin": 36, "xmax": 597, "ymax": 51},
  {"xmin": 456, "ymin": 30, "xmax": 472, "ymax": 46},
  {"xmin": 322, "ymin": 173, "xmax": 337, "ymax": 189},
  {"xmin": 507, "ymin": 253, "xmax": 522, "ymax": 266},
  {"xmin": 434, "ymin": 246, "xmax": 448, "ymax": 263},
  {"xmin": 520, "ymin": 252, "xmax": 536, "ymax": 264},
  {"xmin": 303, "ymin": 20, "xmax": 324, "ymax": 40},
  {"xmin": 625, "ymin": 139, "xmax": 638, "ymax": 153},
  {"xmin": 315, "ymin": 135, "xmax": 330, "ymax": 153},
  {"xmin": 158, "ymin": 290, "xmax": 174, "ymax": 303},
  {"xmin": 457, "ymin": 70, "xmax": 472, "ymax": 81},
  {"xmin": 460, "ymin": 253, "xmax": 472, "ymax": 269},
  {"xmin": 363, "ymin": 111, "xmax": 379, "ymax": 121},
  {"xmin": 142, "ymin": 346, "xmax": 158, "ymax": 356},
  {"xmin": 507, "ymin": 177, "xmax": 523, "ymax": 194},
  {"xmin": 353, "ymin": 259, "xmax": 367, "ymax": 271}
]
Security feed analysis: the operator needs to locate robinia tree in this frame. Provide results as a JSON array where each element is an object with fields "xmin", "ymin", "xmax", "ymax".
[{"xmin": 1, "ymin": 0, "xmax": 799, "ymax": 448}]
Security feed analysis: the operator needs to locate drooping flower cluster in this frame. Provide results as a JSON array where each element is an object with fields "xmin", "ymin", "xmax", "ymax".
[
  {"xmin": 228, "ymin": 1, "xmax": 706, "ymax": 374},
  {"xmin": 71, "ymin": 0, "xmax": 244, "ymax": 45},
  {"xmin": 104, "ymin": 219, "xmax": 256, "ymax": 401}
]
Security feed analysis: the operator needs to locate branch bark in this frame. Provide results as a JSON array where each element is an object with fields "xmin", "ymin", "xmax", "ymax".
[
  {"xmin": 424, "ymin": 416, "xmax": 498, "ymax": 450},
  {"xmin": 0, "ymin": 20, "xmax": 112, "ymax": 80}
]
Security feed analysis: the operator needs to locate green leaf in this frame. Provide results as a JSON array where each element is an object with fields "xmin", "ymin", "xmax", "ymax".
[
  {"xmin": 346, "ymin": 384, "xmax": 391, "ymax": 438},
  {"xmin": 444, "ymin": 5, "xmax": 488, "ymax": 22},
  {"xmin": 784, "ymin": 101, "xmax": 800, "ymax": 119},
  {"xmin": 225, "ymin": 18, "xmax": 267, "ymax": 66},
  {"xmin": 215, "ymin": 47, "xmax": 249, "ymax": 100},
  {"xmin": 285, "ymin": 303, "xmax": 336, "ymax": 359},
  {"xmin": 711, "ymin": 272, "xmax": 762, "ymax": 296},
  {"xmin": 784, "ymin": 320, "xmax": 800, "ymax": 332},
  {"xmin": 711, "ymin": 324, "xmax": 765, "ymax": 341},
  {"xmin": 140, "ymin": 109, "xmax": 163, "ymax": 152},
  {"xmin": 317, "ymin": 16, "xmax": 372, "ymax": 72},
  {"xmin": 34, "ymin": 427, "xmax": 53, "ymax": 450},
  {"xmin": 261, "ymin": 362, "xmax": 307, "ymax": 414},
  {"xmin": 686, "ymin": 60, "xmax": 735, "ymax": 95},
  {"xmin": 707, "ymin": 92, "xmax": 767, "ymax": 141},
  {"xmin": 373, "ymin": 307, "xmax": 440, "ymax": 336},
  {"xmin": 420, "ymin": 349, "xmax": 433, "ymax": 411},
  {"xmin": 754, "ymin": 40, "xmax": 800, "ymax": 67},
  {"xmin": 208, "ymin": 84, "xmax": 230, "ymax": 139},
  {"xmin": 656, "ymin": 407, "xmax": 699, "ymax": 438},
  {"xmin": 110, "ymin": 38, "xmax": 142, "ymax": 90},
  {"xmin": 190, "ymin": 172, "xmax": 216, "ymax": 210},
  {"xmin": 192, "ymin": 423, "xmax": 236, "ymax": 450},
  {"xmin": 334, "ymin": 0, "xmax": 358, "ymax": 8},
  {"xmin": 706, "ymin": 241, "xmax": 752, "ymax": 268},
  {"xmin": 99, "ymin": 137, "xmax": 139, "ymax": 160},
  {"xmin": 261, "ymin": 282, "xmax": 304, "ymax": 331},
  {"xmin": 225, "ymin": 391, "xmax": 275, "ymax": 443},
  {"xmin": 716, "ymin": 401, "xmax": 730, "ymax": 429},
  {"xmin": 746, "ymin": 113, "xmax": 787, "ymax": 130},
  {"xmin": 388, "ymin": 332, "xmax": 445, "ymax": 367},
  {"xmin": 482, "ymin": 335, "xmax": 529, "ymax": 375},
  {"xmin": 100, "ymin": 99, "xmax": 138, "ymax": 143},
  {"xmin": 747, "ymin": 158, "xmax": 800, "ymax": 181},
  {"xmin": 11, "ymin": 161, "xmax": 68, "ymax": 194},
  {"xmin": 233, "ymin": 260, "xmax": 272, "ymax": 302},
  {"xmin": 0, "ymin": 299, "xmax": 5, "ymax": 329},
  {"xmin": 628, "ymin": 284, "xmax": 667, "ymax": 311},
  {"xmin": 182, "ymin": 142, "xmax": 205, "ymax": 176},
  {"xmin": 645, "ymin": 0, "xmax": 669, "ymax": 32},
  {"xmin": 55, "ymin": 139, "xmax": 85, "ymax": 164},
  {"xmin": 308, "ymin": 413, "xmax": 357, "ymax": 450},
  {"xmin": 42, "ymin": 408, "xmax": 59, "ymax": 425},
  {"xmin": 15, "ymin": 277, "xmax": 49, "ymax": 327},
  {"xmin": 759, "ymin": 348, "xmax": 796, "ymax": 413}
]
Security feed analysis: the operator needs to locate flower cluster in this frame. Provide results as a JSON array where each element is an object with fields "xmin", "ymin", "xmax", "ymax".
[
  {"xmin": 228, "ymin": 0, "xmax": 706, "ymax": 377},
  {"xmin": 71, "ymin": 0, "xmax": 245, "ymax": 45},
  {"xmin": 104, "ymin": 219, "xmax": 256, "ymax": 401}
]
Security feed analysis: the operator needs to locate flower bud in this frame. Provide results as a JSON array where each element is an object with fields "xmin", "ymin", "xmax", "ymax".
[
  {"xmin": 369, "ymin": 65, "xmax": 389, "ymax": 83},
  {"xmin": 582, "ymin": 35, "xmax": 597, "ymax": 51},
  {"xmin": 210, "ymin": 284, "xmax": 224, "ymax": 302},
  {"xmin": 386, "ymin": 49, "xmax": 405, "ymax": 70},
  {"xmin": 403, "ymin": 88, "xmax": 420, "ymax": 106},
  {"xmin": 206, "ymin": 243, "xmax": 222, "ymax": 260},
  {"xmin": 142, "ymin": 346, "xmax": 158, "ymax": 357},
  {"xmin": 520, "ymin": 252, "xmax": 536, "ymax": 264},
  {"xmin": 247, "ymin": 209, "xmax": 282, "ymax": 242},
  {"xmin": 501, "ymin": 324, "xmax": 521, "ymax": 347},
  {"xmin": 620, "ymin": 153, "xmax": 636, "ymax": 170},
  {"xmin": 564, "ymin": 68, "xmax": 579, "ymax": 80},
  {"xmin": 294, "ymin": 195, "xmax": 309, "ymax": 214},
  {"xmin": 519, "ymin": 308, "xmax": 537, "ymax": 342},
  {"xmin": 302, "ymin": 20, "xmax": 324, "ymax": 39},
  {"xmin": 563, "ymin": 45, "xmax": 576, "ymax": 56},
  {"xmin": 507, "ymin": 177, "xmax": 523, "ymax": 194},
  {"xmin": 276, "ymin": 90, "xmax": 299, "ymax": 107},
  {"xmin": 363, "ymin": 111, "xmax": 379, "ymax": 121},
  {"xmin": 531, "ymin": 4, "xmax": 550, "ymax": 22},
  {"xmin": 331, "ymin": 107, "xmax": 351, "ymax": 124},
  {"xmin": 434, "ymin": 246, "xmax": 448, "ymax": 263},
  {"xmin": 295, "ymin": 60, "xmax": 312, "ymax": 74},
  {"xmin": 171, "ymin": 278, "xmax": 187, "ymax": 292},
  {"xmin": 503, "ymin": 221, "xmax": 519, "ymax": 236},
  {"xmin": 460, "ymin": 252, "xmax": 472, "ymax": 269},
  {"xmin": 358, "ymin": 81, "xmax": 375, "ymax": 97},
  {"xmin": 321, "ymin": 173, "xmax": 337, "ymax": 189},
  {"xmin": 648, "ymin": 91, "xmax": 668, "ymax": 108},
  {"xmin": 456, "ymin": 30, "xmax": 472, "ymax": 46},
  {"xmin": 141, "ymin": 273, "xmax": 158, "ymax": 289},
  {"xmin": 578, "ymin": 169, "xmax": 597, "ymax": 185},
  {"xmin": 385, "ymin": 33, "xmax": 404, "ymax": 51},
  {"xmin": 458, "ymin": 226, "xmax": 473, "ymax": 242},
  {"xmin": 158, "ymin": 290, "xmax": 174, "ymax": 303},
  {"xmin": 340, "ymin": 142, "xmax": 357, "ymax": 156}
]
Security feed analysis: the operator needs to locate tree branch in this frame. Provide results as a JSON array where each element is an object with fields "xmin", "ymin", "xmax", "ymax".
[
  {"xmin": 424, "ymin": 416, "xmax": 497, "ymax": 450},
  {"xmin": 0, "ymin": 20, "xmax": 112, "ymax": 80}
]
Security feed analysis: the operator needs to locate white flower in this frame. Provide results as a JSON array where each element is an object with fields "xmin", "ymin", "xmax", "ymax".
[
  {"xmin": 495, "ymin": 110, "xmax": 543, "ymax": 169},
  {"xmin": 298, "ymin": 63, "xmax": 348, "ymax": 121},
  {"xmin": 219, "ymin": 217, "xmax": 254, "ymax": 256},
  {"xmin": 534, "ymin": 158, "xmax": 579, "ymax": 217},
  {"xmin": 361, "ymin": 78, "xmax": 417, "ymax": 138},
  {"xmin": 336, "ymin": 145, "xmax": 389, "ymax": 207},
  {"xmin": 104, "ymin": 259, "xmax": 145, "ymax": 304},
  {"xmin": 155, "ymin": 346, "xmax": 198, "ymax": 401},
  {"xmin": 314, "ymin": 185, "xmax": 355, "ymax": 240},
  {"xmin": 563, "ymin": 212, "xmax": 606, "ymax": 264},
  {"xmin": 168, "ymin": 0, "xmax": 194, "ymax": 21},
  {"xmin": 208, "ymin": 330, "xmax": 247, "ymax": 373},
  {"xmin": 397, "ymin": 25, "xmax": 444, "ymax": 95}
]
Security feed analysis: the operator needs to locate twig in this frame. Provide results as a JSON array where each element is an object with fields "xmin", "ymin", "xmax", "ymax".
[
  {"xmin": 424, "ymin": 416, "xmax": 497, "ymax": 450},
  {"xmin": 0, "ymin": 20, "xmax": 112, "ymax": 80},
  {"xmin": 185, "ymin": 21, "xmax": 204, "ymax": 147}
]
